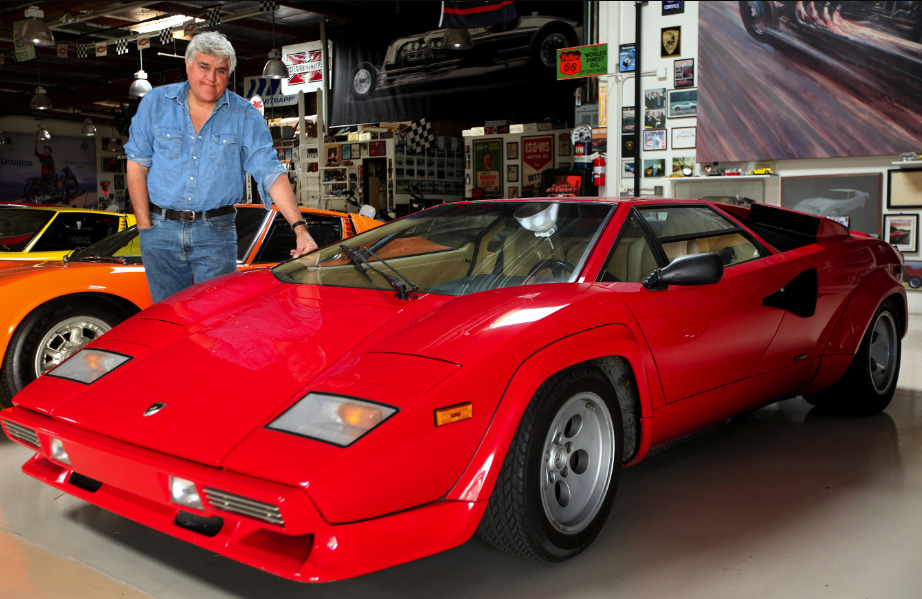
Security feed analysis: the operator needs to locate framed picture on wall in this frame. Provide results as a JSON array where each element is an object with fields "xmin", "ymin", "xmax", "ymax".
[
  {"xmin": 674, "ymin": 58, "xmax": 694, "ymax": 88},
  {"xmin": 782, "ymin": 173, "xmax": 883, "ymax": 236},
  {"xmin": 643, "ymin": 129, "xmax": 667, "ymax": 151},
  {"xmin": 101, "ymin": 156, "xmax": 123, "ymax": 173},
  {"xmin": 619, "ymin": 43, "xmax": 636, "ymax": 73},
  {"xmin": 621, "ymin": 107, "xmax": 636, "ymax": 134},
  {"xmin": 113, "ymin": 174, "xmax": 125, "ymax": 190},
  {"xmin": 507, "ymin": 164, "xmax": 519, "ymax": 183},
  {"xmin": 666, "ymin": 89, "xmax": 697, "ymax": 118},
  {"xmin": 661, "ymin": 26, "xmax": 681, "ymax": 57},
  {"xmin": 883, "ymin": 213, "xmax": 918, "ymax": 252},
  {"xmin": 887, "ymin": 168, "xmax": 922, "ymax": 208},
  {"xmin": 506, "ymin": 142, "xmax": 518, "ymax": 160},
  {"xmin": 672, "ymin": 126, "xmax": 696, "ymax": 149}
]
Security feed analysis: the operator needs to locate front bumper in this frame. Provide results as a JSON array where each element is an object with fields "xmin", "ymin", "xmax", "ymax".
[{"xmin": 1, "ymin": 407, "xmax": 485, "ymax": 582}]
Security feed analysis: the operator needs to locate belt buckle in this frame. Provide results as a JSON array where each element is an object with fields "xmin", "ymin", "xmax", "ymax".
[{"xmin": 179, "ymin": 210, "xmax": 196, "ymax": 222}]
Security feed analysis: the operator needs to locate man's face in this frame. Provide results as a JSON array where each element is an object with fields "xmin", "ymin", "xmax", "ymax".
[{"xmin": 186, "ymin": 51, "xmax": 230, "ymax": 104}]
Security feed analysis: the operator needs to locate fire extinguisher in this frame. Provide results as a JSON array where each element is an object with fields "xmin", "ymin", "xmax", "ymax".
[{"xmin": 593, "ymin": 153, "xmax": 606, "ymax": 187}]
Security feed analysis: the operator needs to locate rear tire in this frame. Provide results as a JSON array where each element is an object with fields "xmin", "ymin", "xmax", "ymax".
[
  {"xmin": 477, "ymin": 366, "xmax": 622, "ymax": 561},
  {"xmin": 0, "ymin": 299, "xmax": 128, "ymax": 406},
  {"xmin": 804, "ymin": 300, "xmax": 901, "ymax": 415}
]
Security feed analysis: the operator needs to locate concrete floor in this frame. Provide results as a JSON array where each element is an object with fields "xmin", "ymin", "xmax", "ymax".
[{"xmin": 1, "ymin": 314, "xmax": 920, "ymax": 599}]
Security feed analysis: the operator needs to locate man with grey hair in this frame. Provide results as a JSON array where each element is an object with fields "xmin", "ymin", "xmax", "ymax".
[{"xmin": 125, "ymin": 31, "xmax": 317, "ymax": 303}]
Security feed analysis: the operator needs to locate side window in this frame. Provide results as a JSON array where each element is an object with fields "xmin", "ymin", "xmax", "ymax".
[
  {"xmin": 253, "ymin": 213, "xmax": 344, "ymax": 264},
  {"xmin": 600, "ymin": 212, "xmax": 659, "ymax": 282},
  {"xmin": 32, "ymin": 213, "xmax": 121, "ymax": 251},
  {"xmin": 640, "ymin": 206, "xmax": 763, "ymax": 267}
]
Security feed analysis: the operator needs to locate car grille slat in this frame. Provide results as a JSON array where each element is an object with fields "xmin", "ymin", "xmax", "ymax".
[
  {"xmin": 2, "ymin": 421, "xmax": 41, "ymax": 449},
  {"xmin": 202, "ymin": 488, "xmax": 284, "ymax": 526}
]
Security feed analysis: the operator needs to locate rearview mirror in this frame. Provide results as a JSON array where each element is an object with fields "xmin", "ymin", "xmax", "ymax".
[{"xmin": 642, "ymin": 252, "xmax": 724, "ymax": 290}]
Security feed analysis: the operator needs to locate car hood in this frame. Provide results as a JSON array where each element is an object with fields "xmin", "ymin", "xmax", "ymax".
[
  {"xmin": 27, "ymin": 269, "xmax": 458, "ymax": 466},
  {"xmin": 21, "ymin": 268, "xmax": 614, "ymax": 468},
  {"xmin": 797, "ymin": 197, "xmax": 835, "ymax": 209}
]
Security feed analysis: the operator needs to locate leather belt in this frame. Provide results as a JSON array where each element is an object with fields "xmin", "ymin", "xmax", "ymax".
[{"xmin": 149, "ymin": 202, "xmax": 236, "ymax": 222}]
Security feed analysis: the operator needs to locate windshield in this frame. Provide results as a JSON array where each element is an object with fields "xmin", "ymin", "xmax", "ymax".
[
  {"xmin": 272, "ymin": 201, "xmax": 613, "ymax": 296},
  {"xmin": 0, "ymin": 208, "xmax": 53, "ymax": 252}
]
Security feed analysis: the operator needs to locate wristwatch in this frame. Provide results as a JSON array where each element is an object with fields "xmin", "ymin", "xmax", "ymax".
[{"xmin": 289, "ymin": 218, "xmax": 308, "ymax": 232}]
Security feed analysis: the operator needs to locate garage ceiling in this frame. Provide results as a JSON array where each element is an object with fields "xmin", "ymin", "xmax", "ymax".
[{"xmin": 0, "ymin": 1, "xmax": 397, "ymax": 126}]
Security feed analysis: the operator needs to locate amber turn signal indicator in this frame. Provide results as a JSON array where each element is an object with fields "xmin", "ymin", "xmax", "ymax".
[{"xmin": 434, "ymin": 402, "xmax": 473, "ymax": 427}]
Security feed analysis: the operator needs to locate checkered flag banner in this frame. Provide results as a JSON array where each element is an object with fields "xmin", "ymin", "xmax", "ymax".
[
  {"xmin": 406, "ymin": 118, "xmax": 435, "ymax": 154},
  {"xmin": 76, "ymin": 44, "xmax": 87, "ymax": 58},
  {"xmin": 159, "ymin": 28, "xmax": 173, "ymax": 45},
  {"xmin": 207, "ymin": 7, "xmax": 222, "ymax": 27},
  {"xmin": 116, "ymin": 39, "xmax": 128, "ymax": 55},
  {"xmin": 259, "ymin": 1, "xmax": 279, "ymax": 11}
]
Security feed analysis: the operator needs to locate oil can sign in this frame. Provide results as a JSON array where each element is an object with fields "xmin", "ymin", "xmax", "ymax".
[
  {"xmin": 522, "ymin": 135, "xmax": 554, "ymax": 197},
  {"xmin": 557, "ymin": 44, "xmax": 607, "ymax": 80}
]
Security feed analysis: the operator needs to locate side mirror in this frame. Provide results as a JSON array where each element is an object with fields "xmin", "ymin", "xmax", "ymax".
[{"xmin": 643, "ymin": 252, "xmax": 724, "ymax": 290}]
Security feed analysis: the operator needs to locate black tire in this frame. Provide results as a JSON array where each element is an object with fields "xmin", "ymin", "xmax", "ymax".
[
  {"xmin": 530, "ymin": 24, "xmax": 578, "ymax": 69},
  {"xmin": 351, "ymin": 62, "xmax": 377, "ymax": 98},
  {"xmin": 0, "ymin": 299, "xmax": 128, "ymax": 406},
  {"xmin": 739, "ymin": 1, "xmax": 778, "ymax": 43},
  {"xmin": 908, "ymin": 276, "xmax": 921, "ymax": 289},
  {"xmin": 804, "ymin": 300, "xmax": 901, "ymax": 415},
  {"xmin": 23, "ymin": 181, "xmax": 43, "ymax": 203},
  {"xmin": 477, "ymin": 365, "xmax": 623, "ymax": 561}
]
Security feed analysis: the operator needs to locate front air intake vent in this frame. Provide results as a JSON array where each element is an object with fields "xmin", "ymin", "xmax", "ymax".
[
  {"xmin": 2, "ymin": 421, "xmax": 40, "ymax": 449},
  {"xmin": 203, "ymin": 488, "xmax": 284, "ymax": 527}
]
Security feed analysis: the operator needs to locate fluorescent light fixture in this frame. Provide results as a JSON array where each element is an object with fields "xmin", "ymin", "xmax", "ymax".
[{"xmin": 129, "ymin": 14, "xmax": 202, "ymax": 35}]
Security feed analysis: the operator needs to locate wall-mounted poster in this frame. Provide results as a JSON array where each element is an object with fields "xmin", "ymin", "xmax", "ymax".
[
  {"xmin": 643, "ymin": 159, "xmax": 666, "ymax": 178},
  {"xmin": 674, "ymin": 58, "xmax": 694, "ymax": 88},
  {"xmin": 645, "ymin": 88, "xmax": 666, "ymax": 110},
  {"xmin": 663, "ymin": 1, "xmax": 685, "ymax": 16},
  {"xmin": 667, "ymin": 88, "xmax": 697, "ymax": 118},
  {"xmin": 672, "ymin": 156, "xmax": 695, "ymax": 176},
  {"xmin": 619, "ymin": 43, "xmax": 636, "ymax": 73},
  {"xmin": 883, "ymin": 213, "xmax": 918, "ymax": 253},
  {"xmin": 506, "ymin": 142, "xmax": 518, "ymax": 160},
  {"xmin": 521, "ymin": 135, "xmax": 555, "ymax": 197},
  {"xmin": 781, "ymin": 173, "xmax": 882, "ymax": 236},
  {"xmin": 698, "ymin": 2, "xmax": 922, "ymax": 162},
  {"xmin": 473, "ymin": 138, "xmax": 503, "ymax": 199},
  {"xmin": 621, "ymin": 107, "xmax": 636, "ymax": 134},
  {"xmin": 0, "ymin": 132, "xmax": 99, "ymax": 207},
  {"xmin": 643, "ymin": 129, "xmax": 667, "ymax": 151}
]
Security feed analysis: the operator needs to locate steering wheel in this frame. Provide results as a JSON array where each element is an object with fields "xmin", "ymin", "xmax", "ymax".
[{"xmin": 524, "ymin": 258, "xmax": 576, "ymax": 284}]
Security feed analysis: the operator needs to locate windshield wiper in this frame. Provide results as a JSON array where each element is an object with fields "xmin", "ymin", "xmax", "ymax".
[
  {"xmin": 339, "ymin": 244, "xmax": 419, "ymax": 300},
  {"xmin": 71, "ymin": 255, "xmax": 127, "ymax": 265}
]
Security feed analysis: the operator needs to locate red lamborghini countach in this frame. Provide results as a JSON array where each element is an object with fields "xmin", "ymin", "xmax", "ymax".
[{"xmin": 1, "ymin": 198, "xmax": 907, "ymax": 582}]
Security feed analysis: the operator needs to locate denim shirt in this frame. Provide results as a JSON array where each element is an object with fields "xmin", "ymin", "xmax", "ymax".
[{"xmin": 124, "ymin": 81, "xmax": 286, "ymax": 212}]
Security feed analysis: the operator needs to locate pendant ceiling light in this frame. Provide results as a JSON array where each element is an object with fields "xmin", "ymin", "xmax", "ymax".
[
  {"xmin": 36, "ymin": 121, "xmax": 51, "ymax": 141},
  {"xmin": 441, "ymin": 29, "xmax": 473, "ymax": 50},
  {"xmin": 262, "ymin": 7, "xmax": 289, "ymax": 79},
  {"xmin": 80, "ymin": 118, "xmax": 97, "ymax": 136},
  {"xmin": 21, "ymin": 6, "xmax": 55, "ymax": 47},
  {"xmin": 129, "ymin": 45, "xmax": 152, "ymax": 98},
  {"xmin": 106, "ymin": 129, "xmax": 122, "ymax": 152},
  {"xmin": 29, "ymin": 57, "xmax": 52, "ymax": 111}
]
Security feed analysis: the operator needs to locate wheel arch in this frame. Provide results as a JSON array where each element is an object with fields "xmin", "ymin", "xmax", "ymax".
[
  {"xmin": 446, "ymin": 323, "xmax": 654, "ymax": 504},
  {"xmin": 804, "ymin": 270, "xmax": 906, "ymax": 395}
]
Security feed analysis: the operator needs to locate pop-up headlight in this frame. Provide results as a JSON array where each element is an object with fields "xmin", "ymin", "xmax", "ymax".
[
  {"xmin": 268, "ymin": 393, "xmax": 397, "ymax": 447},
  {"xmin": 47, "ymin": 349, "xmax": 131, "ymax": 384}
]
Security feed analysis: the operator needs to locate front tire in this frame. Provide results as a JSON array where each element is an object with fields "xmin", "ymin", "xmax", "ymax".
[
  {"xmin": 804, "ymin": 300, "xmax": 901, "ymax": 415},
  {"xmin": 739, "ymin": 1, "xmax": 778, "ymax": 42},
  {"xmin": 477, "ymin": 366, "xmax": 622, "ymax": 561},
  {"xmin": 908, "ymin": 276, "xmax": 921, "ymax": 289},
  {"xmin": 351, "ymin": 62, "xmax": 377, "ymax": 98},
  {"xmin": 0, "ymin": 299, "xmax": 128, "ymax": 406}
]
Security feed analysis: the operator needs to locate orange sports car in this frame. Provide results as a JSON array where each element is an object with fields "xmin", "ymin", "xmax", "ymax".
[
  {"xmin": 0, "ymin": 204, "xmax": 379, "ymax": 405},
  {"xmin": 0, "ymin": 205, "xmax": 136, "ymax": 262}
]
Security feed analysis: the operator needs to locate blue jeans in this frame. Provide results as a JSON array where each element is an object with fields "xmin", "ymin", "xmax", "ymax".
[{"xmin": 138, "ymin": 209, "xmax": 237, "ymax": 302}]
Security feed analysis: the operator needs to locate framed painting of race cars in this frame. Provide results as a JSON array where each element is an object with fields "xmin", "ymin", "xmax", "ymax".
[
  {"xmin": 887, "ymin": 168, "xmax": 922, "ymax": 209},
  {"xmin": 782, "ymin": 173, "xmax": 882, "ymax": 236},
  {"xmin": 883, "ymin": 213, "xmax": 918, "ymax": 253}
]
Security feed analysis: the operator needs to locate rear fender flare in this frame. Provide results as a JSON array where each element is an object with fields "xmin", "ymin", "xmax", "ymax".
[{"xmin": 445, "ymin": 323, "xmax": 654, "ymax": 504}]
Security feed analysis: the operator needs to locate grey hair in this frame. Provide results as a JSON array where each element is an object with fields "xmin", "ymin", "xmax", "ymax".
[{"xmin": 185, "ymin": 31, "xmax": 236, "ymax": 73}]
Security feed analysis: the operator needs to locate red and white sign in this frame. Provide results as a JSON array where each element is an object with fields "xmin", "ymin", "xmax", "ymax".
[
  {"xmin": 56, "ymin": 44, "xmax": 68, "ymax": 58},
  {"xmin": 281, "ymin": 41, "xmax": 331, "ymax": 95},
  {"xmin": 522, "ymin": 135, "xmax": 555, "ymax": 195},
  {"xmin": 95, "ymin": 42, "xmax": 107, "ymax": 57},
  {"xmin": 138, "ymin": 37, "xmax": 151, "ymax": 50}
]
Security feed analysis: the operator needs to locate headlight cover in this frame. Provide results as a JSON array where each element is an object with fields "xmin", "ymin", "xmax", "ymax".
[
  {"xmin": 267, "ymin": 393, "xmax": 397, "ymax": 447},
  {"xmin": 46, "ymin": 348, "xmax": 132, "ymax": 384}
]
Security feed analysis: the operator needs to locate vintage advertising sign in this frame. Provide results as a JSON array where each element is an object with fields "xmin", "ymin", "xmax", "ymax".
[
  {"xmin": 473, "ymin": 138, "xmax": 503, "ymax": 198},
  {"xmin": 521, "ymin": 135, "xmax": 555, "ymax": 197},
  {"xmin": 281, "ymin": 41, "xmax": 331, "ymax": 95},
  {"xmin": 557, "ymin": 44, "xmax": 607, "ymax": 80},
  {"xmin": 243, "ymin": 77, "xmax": 296, "ymax": 108}
]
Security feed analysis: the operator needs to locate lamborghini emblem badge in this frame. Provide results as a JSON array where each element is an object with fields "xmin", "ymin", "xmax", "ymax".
[{"xmin": 144, "ymin": 402, "xmax": 167, "ymax": 416}]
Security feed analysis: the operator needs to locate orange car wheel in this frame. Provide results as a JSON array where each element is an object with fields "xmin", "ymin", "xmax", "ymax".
[{"xmin": 1, "ymin": 299, "xmax": 131, "ymax": 406}]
